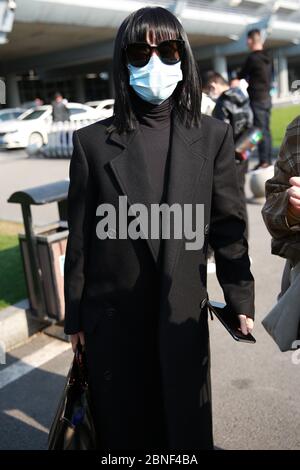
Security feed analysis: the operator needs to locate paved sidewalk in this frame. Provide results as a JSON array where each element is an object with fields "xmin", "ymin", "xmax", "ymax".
[{"xmin": 0, "ymin": 150, "xmax": 69, "ymax": 225}]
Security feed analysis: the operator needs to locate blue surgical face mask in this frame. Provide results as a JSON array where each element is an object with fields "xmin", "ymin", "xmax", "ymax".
[{"xmin": 127, "ymin": 53, "xmax": 183, "ymax": 105}]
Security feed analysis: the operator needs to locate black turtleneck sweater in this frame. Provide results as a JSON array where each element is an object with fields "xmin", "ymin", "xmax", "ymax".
[{"xmin": 130, "ymin": 89, "xmax": 173, "ymax": 204}]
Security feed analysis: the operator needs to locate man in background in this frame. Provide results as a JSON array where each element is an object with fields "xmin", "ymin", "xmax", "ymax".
[
  {"xmin": 51, "ymin": 91, "xmax": 70, "ymax": 122},
  {"xmin": 239, "ymin": 29, "xmax": 273, "ymax": 169},
  {"xmin": 229, "ymin": 70, "xmax": 249, "ymax": 98},
  {"xmin": 205, "ymin": 71, "xmax": 253, "ymax": 239}
]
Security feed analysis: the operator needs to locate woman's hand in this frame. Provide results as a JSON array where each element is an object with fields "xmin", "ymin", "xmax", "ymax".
[
  {"xmin": 70, "ymin": 331, "xmax": 85, "ymax": 353},
  {"xmin": 238, "ymin": 315, "xmax": 254, "ymax": 335},
  {"xmin": 287, "ymin": 177, "xmax": 300, "ymax": 216}
]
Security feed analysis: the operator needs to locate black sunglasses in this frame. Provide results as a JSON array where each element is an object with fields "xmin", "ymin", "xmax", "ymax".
[{"xmin": 124, "ymin": 39, "xmax": 185, "ymax": 67}]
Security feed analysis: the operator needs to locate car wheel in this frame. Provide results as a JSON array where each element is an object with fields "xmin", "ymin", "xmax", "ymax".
[{"xmin": 29, "ymin": 132, "xmax": 44, "ymax": 148}]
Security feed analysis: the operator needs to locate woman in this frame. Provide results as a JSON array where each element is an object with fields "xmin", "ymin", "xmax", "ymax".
[{"xmin": 64, "ymin": 6, "xmax": 255, "ymax": 450}]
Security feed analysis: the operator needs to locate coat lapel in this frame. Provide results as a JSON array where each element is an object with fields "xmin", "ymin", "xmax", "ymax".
[
  {"xmin": 161, "ymin": 114, "xmax": 208, "ymax": 291},
  {"xmin": 107, "ymin": 112, "xmax": 208, "ymax": 281},
  {"xmin": 108, "ymin": 124, "xmax": 160, "ymax": 261}
]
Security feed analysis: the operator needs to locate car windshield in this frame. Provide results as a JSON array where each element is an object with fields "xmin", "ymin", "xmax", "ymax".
[{"xmin": 19, "ymin": 110, "xmax": 46, "ymax": 120}]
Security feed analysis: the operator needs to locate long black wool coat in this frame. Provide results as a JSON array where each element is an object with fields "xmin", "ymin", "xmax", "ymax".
[{"xmin": 63, "ymin": 110, "xmax": 255, "ymax": 451}]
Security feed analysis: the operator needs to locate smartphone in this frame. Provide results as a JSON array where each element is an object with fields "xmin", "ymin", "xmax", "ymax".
[{"xmin": 208, "ymin": 300, "xmax": 256, "ymax": 344}]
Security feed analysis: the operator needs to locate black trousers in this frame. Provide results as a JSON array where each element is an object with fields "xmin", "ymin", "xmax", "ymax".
[{"xmin": 251, "ymin": 99, "xmax": 272, "ymax": 165}]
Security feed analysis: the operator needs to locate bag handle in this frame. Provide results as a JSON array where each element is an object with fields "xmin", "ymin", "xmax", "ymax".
[{"xmin": 72, "ymin": 342, "xmax": 88, "ymax": 386}]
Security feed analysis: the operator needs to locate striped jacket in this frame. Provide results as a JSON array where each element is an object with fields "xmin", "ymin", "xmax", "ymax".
[{"xmin": 261, "ymin": 115, "xmax": 300, "ymax": 263}]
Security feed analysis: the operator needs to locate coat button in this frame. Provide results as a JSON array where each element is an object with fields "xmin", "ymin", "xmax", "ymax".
[
  {"xmin": 204, "ymin": 224, "xmax": 209, "ymax": 235},
  {"xmin": 200, "ymin": 298, "xmax": 207, "ymax": 309},
  {"xmin": 104, "ymin": 370, "xmax": 112, "ymax": 381}
]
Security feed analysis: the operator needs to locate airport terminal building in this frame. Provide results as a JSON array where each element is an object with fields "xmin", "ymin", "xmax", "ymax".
[{"xmin": 1, "ymin": 0, "xmax": 300, "ymax": 107}]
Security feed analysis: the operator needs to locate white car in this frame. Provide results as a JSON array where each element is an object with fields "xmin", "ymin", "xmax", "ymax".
[
  {"xmin": 0, "ymin": 108, "xmax": 25, "ymax": 122},
  {"xmin": 0, "ymin": 103, "xmax": 98, "ymax": 149},
  {"xmin": 85, "ymin": 99, "xmax": 114, "ymax": 119}
]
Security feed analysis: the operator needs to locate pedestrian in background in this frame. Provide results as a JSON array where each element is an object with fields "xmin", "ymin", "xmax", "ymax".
[
  {"xmin": 239, "ymin": 29, "xmax": 273, "ymax": 169},
  {"xmin": 205, "ymin": 71, "xmax": 253, "ymax": 239},
  {"xmin": 229, "ymin": 70, "xmax": 249, "ymax": 98},
  {"xmin": 33, "ymin": 97, "xmax": 44, "ymax": 107},
  {"xmin": 51, "ymin": 91, "xmax": 70, "ymax": 122}
]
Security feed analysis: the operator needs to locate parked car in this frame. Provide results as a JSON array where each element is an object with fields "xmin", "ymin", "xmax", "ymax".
[
  {"xmin": 0, "ymin": 108, "xmax": 25, "ymax": 122},
  {"xmin": 0, "ymin": 103, "xmax": 98, "ymax": 149},
  {"xmin": 85, "ymin": 99, "xmax": 114, "ymax": 119}
]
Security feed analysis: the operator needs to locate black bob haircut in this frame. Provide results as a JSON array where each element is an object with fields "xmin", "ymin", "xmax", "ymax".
[{"xmin": 106, "ymin": 6, "xmax": 202, "ymax": 134}]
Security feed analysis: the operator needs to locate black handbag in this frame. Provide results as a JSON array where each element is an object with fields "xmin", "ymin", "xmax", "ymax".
[{"xmin": 48, "ymin": 342, "xmax": 98, "ymax": 450}]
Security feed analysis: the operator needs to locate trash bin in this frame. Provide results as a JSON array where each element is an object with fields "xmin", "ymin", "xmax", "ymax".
[{"xmin": 7, "ymin": 180, "xmax": 69, "ymax": 322}]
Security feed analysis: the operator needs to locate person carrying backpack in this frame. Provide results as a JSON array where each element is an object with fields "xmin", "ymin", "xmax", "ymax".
[{"xmin": 205, "ymin": 71, "xmax": 253, "ymax": 239}]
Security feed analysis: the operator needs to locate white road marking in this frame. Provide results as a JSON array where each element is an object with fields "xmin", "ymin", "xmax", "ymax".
[
  {"xmin": 4, "ymin": 409, "xmax": 49, "ymax": 433},
  {"xmin": 0, "ymin": 339, "xmax": 71, "ymax": 390}
]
